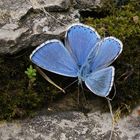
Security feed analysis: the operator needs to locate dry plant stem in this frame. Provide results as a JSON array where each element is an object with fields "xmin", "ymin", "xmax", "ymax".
[
  {"xmin": 117, "ymin": 63, "xmax": 134, "ymax": 81},
  {"xmin": 30, "ymin": 0, "xmax": 66, "ymax": 26},
  {"xmin": 106, "ymin": 83, "xmax": 116, "ymax": 101},
  {"xmin": 36, "ymin": 66, "xmax": 65, "ymax": 93},
  {"xmin": 41, "ymin": 8, "xmax": 66, "ymax": 26},
  {"xmin": 107, "ymin": 99, "xmax": 115, "ymax": 140}
]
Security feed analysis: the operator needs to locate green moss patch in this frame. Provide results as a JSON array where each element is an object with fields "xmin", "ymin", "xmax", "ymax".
[{"xmin": 0, "ymin": 52, "xmax": 63, "ymax": 120}]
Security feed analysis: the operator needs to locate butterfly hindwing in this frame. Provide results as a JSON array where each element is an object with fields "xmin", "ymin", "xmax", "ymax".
[
  {"xmin": 85, "ymin": 66, "xmax": 115, "ymax": 97},
  {"xmin": 88, "ymin": 37, "xmax": 122, "ymax": 72},
  {"xmin": 65, "ymin": 23, "xmax": 100, "ymax": 67},
  {"xmin": 30, "ymin": 40, "xmax": 78, "ymax": 77}
]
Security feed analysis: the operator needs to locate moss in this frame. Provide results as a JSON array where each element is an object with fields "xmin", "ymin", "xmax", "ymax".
[
  {"xmin": 0, "ymin": 52, "xmax": 61, "ymax": 120},
  {"xmin": 83, "ymin": 0, "xmax": 140, "ymax": 109}
]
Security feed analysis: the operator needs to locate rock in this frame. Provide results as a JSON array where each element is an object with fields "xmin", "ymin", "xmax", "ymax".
[
  {"xmin": 0, "ymin": 0, "xmax": 79, "ymax": 54},
  {"xmin": 0, "ymin": 0, "xmax": 115, "ymax": 54},
  {"xmin": 30, "ymin": 0, "xmax": 71, "ymax": 11},
  {"xmin": 0, "ymin": 0, "xmax": 32, "ymax": 26},
  {"xmin": 0, "ymin": 106, "xmax": 140, "ymax": 140},
  {"xmin": 0, "ymin": 0, "xmax": 110, "ymax": 54},
  {"xmin": 73, "ymin": 0, "xmax": 102, "ymax": 11},
  {"xmin": 0, "ymin": 24, "xmax": 28, "ymax": 41},
  {"xmin": 0, "ymin": 24, "xmax": 29, "ymax": 54}
]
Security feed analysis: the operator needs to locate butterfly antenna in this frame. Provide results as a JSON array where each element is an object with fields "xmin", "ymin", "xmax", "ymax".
[
  {"xmin": 36, "ymin": 66, "xmax": 65, "ymax": 93},
  {"xmin": 107, "ymin": 99, "xmax": 115, "ymax": 140}
]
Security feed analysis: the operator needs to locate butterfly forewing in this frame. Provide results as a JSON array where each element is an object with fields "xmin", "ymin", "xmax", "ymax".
[
  {"xmin": 30, "ymin": 40, "xmax": 78, "ymax": 77},
  {"xmin": 87, "ymin": 37, "xmax": 123, "ymax": 72},
  {"xmin": 65, "ymin": 23, "xmax": 100, "ymax": 67}
]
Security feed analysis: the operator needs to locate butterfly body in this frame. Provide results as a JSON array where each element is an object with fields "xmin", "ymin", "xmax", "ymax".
[{"xmin": 30, "ymin": 23, "xmax": 123, "ymax": 98}]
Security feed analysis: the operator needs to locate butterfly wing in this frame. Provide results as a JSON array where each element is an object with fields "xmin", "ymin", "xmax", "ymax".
[
  {"xmin": 65, "ymin": 23, "xmax": 100, "ymax": 67},
  {"xmin": 85, "ymin": 66, "xmax": 115, "ymax": 97},
  {"xmin": 30, "ymin": 40, "xmax": 78, "ymax": 77},
  {"xmin": 88, "ymin": 37, "xmax": 123, "ymax": 72}
]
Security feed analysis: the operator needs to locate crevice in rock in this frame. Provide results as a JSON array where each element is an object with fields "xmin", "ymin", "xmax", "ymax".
[
  {"xmin": 80, "ymin": 10, "xmax": 109, "ymax": 19},
  {"xmin": 19, "ymin": 8, "xmax": 44, "ymax": 27}
]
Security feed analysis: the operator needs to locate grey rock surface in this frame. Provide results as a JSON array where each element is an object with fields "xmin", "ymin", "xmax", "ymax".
[
  {"xmin": 0, "ymin": 0, "xmax": 79, "ymax": 54},
  {"xmin": 0, "ymin": 0, "xmax": 32, "ymax": 25},
  {"xmin": 30, "ymin": 0, "xmax": 71, "ymax": 11},
  {"xmin": 0, "ymin": 0, "xmax": 110, "ymax": 54},
  {"xmin": 0, "ymin": 106, "xmax": 140, "ymax": 140},
  {"xmin": 73, "ymin": 0, "xmax": 102, "ymax": 11}
]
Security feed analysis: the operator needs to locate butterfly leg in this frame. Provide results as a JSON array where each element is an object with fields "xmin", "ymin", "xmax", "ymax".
[
  {"xmin": 80, "ymin": 83, "xmax": 87, "ymax": 105},
  {"xmin": 77, "ymin": 82, "xmax": 80, "ymax": 106}
]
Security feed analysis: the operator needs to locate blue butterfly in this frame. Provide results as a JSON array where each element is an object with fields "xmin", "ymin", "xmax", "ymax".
[{"xmin": 30, "ymin": 23, "xmax": 123, "ymax": 97}]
